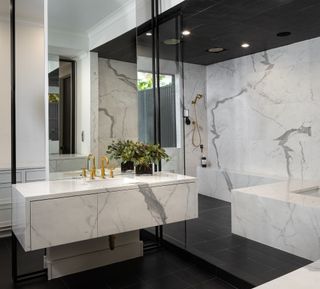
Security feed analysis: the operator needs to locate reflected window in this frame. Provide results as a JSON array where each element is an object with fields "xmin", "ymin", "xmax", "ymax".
[{"xmin": 137, "ymin": 72, "xmax": 177, "ymax": 147}]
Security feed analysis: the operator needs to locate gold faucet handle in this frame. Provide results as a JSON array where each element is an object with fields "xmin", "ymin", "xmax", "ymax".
[
  {"xmin": 101, "ymin": 167, "xmax": 106, "ymax": 179},
  {"xmin": 90, "ymin": 168, "xmax": 95, "ymax": 180}
]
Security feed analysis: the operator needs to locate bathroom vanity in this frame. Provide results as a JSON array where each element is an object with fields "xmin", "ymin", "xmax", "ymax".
[{"xmin": 12, "ymin": 172, "xmax": 197, "ymax": 279}]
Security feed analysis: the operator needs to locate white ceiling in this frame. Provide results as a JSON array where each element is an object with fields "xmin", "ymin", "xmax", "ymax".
[{"xmin": 48, "ymin": 0, "xmax": 132, "ymax": 34}]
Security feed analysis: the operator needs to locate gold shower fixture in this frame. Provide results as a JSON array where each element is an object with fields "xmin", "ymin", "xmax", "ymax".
[{"xmin": 191, "ymin": 94, "xmax": 203, "ymax": 105}]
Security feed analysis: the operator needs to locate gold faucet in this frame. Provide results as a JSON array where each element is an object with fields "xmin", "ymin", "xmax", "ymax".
[
  {"xmin": 87, "ymin": 154, "xmax": 96, "ymax": 179},
  {"xmin": 100, "ymin": 156, "xmax": 109, "ymax": 179}
]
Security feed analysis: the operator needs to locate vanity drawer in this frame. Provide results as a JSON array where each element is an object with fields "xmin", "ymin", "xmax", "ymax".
[{"xmin": 30, "ymin": 195, "xmax": 98, "ymax": 250}]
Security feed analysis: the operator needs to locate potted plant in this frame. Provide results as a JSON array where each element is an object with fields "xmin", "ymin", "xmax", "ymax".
[
  {"xmin": 106, "ymin": 140, "xmax": 135, "ymax": 172},
  {"xmin": 133, "ymin": 142, "xmax": 169, "ymax": 175}
]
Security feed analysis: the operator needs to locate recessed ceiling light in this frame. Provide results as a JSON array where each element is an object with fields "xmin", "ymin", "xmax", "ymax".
[
  {"xmin": 146, "ymin": 32, "xmax": 152, "ymax": 36},
  {"xmin": 164, "ymin": 38, "xmax": 181, "ymax": 45},
  {"xmin": 277, "ymin": 31, "xmax": 291, "ymax": 37},
  {"xmin": 182, "ymin": 30, "xmax": 191, "ymax": 36},
  {"xmin": 207, "ymin": 47, "xmax": 226, "ymax": 53},
  {"xmin": 241, "ymin": 42, "xmax": 250, "ymax": 48}
]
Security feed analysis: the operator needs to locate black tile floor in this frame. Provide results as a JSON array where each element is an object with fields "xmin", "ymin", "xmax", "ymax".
[
  {"xmin": 0, "ymin": 235, "xmax": 235, "ymax": 289},
  {"xmin": 163, "ymin": 195, "xmax": 312, "ymax": 287}
]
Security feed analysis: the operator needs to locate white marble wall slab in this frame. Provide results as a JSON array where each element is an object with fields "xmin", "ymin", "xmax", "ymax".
[
  {"xmin": 98, "ymin": 58, "xmax": 138, "ymax": 159},
  {"xmin": 206, "ymin": 37, "xmax": 320, "ymax": 193}
]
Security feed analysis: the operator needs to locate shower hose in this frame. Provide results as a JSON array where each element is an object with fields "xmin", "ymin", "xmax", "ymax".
[{"xmin": 191, "ymin": 96, "xmax": 202, "ymax": 148}]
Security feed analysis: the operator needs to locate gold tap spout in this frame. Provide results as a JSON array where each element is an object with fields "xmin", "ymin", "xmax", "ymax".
[
  {"xmin": 100, "ymin": 156, "xmax": 109, "ymax": 179},
  {"xmin": 87, "ymin": 154, "xmax": 96, "ymax": 179}
]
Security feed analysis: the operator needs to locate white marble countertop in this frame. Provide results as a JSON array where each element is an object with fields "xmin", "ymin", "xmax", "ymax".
[
  {"xmin": 255, "ymin": 259, "xmax": 319, "ymax": 289},
  {"xmin": 232, "ymin": 179, "xmax": 320, "ymax": 207},
  {"xmin": 13, "ymin": 172, "xmax": 196, "ymax": 201}
]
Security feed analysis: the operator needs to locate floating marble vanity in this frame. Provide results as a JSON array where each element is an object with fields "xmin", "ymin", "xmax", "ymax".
[
  {"xmin": 232, "ymin": 180, "xmax": 320, "ymax": 261},
  {"xmin": 12, "ymin": 172, "xmax": 197, "ymax": 279}
]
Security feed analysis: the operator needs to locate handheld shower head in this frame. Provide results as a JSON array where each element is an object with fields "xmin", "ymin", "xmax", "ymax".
[{"xmin": 191, "ymin": 94, "xmax": 203, "ymax": 104}]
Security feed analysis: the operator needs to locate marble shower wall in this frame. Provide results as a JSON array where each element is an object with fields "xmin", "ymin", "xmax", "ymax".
[
  {"xmin": 184, "ymin": 63, "xmax": 208, "ymax": 177},
  {"xmin": 206, "ymin": 37, "xmax": 320, "ymax": 182},
  {"xmin": 98, "ymin": 59, "xmax": 138, "ymax": 159}
]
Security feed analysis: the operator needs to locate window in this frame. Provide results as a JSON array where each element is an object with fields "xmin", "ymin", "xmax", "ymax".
[{"xmin": 137, "ymin": 72, "xmax": 177, "ymax": 147}]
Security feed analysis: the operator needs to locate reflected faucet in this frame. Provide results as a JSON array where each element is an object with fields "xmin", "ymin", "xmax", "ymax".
[
  {"xmin": 87, "ymin": 154, "xmax": 96, "ymax": 179},
  {"xmin": 100, "ymin": 156, "xmax": 109, "ymax": 179}
]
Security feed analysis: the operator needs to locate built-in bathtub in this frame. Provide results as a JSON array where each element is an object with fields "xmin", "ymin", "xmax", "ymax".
[
  {"xmin": 232, "ymin": 180, "xmax": 320, "ymax": 261},
  {"xmin": 197, "ymin": 167, "xmax": 279, "ymax": 202}
]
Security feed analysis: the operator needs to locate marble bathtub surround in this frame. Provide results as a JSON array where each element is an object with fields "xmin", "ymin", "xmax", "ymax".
[
  {"xmin": 12, "ymin": 172, "xmax": 197, "ymax": 251},
  {"xmin": 232, "ymin": 180, "xmax": 320, "ymax": 261},
  {"xmin": 254, "ymin": 259, "xmax": 320, "ymax": 289},
  {"xmin": 197, "ymin": 167, "xmax": 279, "ymax": 202}
]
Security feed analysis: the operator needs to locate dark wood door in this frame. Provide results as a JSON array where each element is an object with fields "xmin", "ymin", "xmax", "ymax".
[{"xmin": 61, "ymin": 76, "xmax": 72, "ymax": 154}]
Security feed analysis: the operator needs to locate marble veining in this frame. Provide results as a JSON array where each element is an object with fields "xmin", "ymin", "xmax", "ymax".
[
  {"xmin": 137, "ymin": 183, "xmax": 167, "ymax": 225},
  {"xmin": 206, "ymin": 37, "xmax": 320, "ymax": 198},
  {"xmin": 98, "ymin": 58, "xmax": 138, "ymax": 159},
  {"xmin": 274, "ymin": 125, "xmax": 312, "ymax": 178}
]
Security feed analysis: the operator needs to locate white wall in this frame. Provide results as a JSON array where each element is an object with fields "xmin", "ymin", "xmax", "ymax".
[
  {"xmin": 16, "ymin": 20, "xmax": 46, "ymax": 168},
  {"xmin": 0, "ymin": 19, "xmax": 11, "ymax": 169}
]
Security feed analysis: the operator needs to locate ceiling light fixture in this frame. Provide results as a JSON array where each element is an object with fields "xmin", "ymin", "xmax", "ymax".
[
  {"xmin": 207, "ymin": 47, "xmax": 226, "ymax": 53},
  {"xmin": 277, "ymin": 31, "xmax": 291, "ymax": 37},
  {"xmin": 146, "ymin": 32, "xmax": 152, "ymax": 36},
  {"xmin": 182, "ymin": 30, "xmax": 191, "ymax": 36},
  {"xmin": 241, "ymin": 42, "xmax": 250, "ymax": 48}
]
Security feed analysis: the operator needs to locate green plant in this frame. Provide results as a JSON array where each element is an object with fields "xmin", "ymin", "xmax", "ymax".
[
  {"xmin": 49, "ymin": 93, "xmax": 60, "ymax": 103},
  {"xmin": 106, "ymin": 140, "xmax": 136, "ymax": 163},
  {"xmin": 106, "ymin": 140, "xmax": 170, "ymax": 168},
  {"xmin": 132, "ymin": 142, "xmax": 169, "ymax": 168}
]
